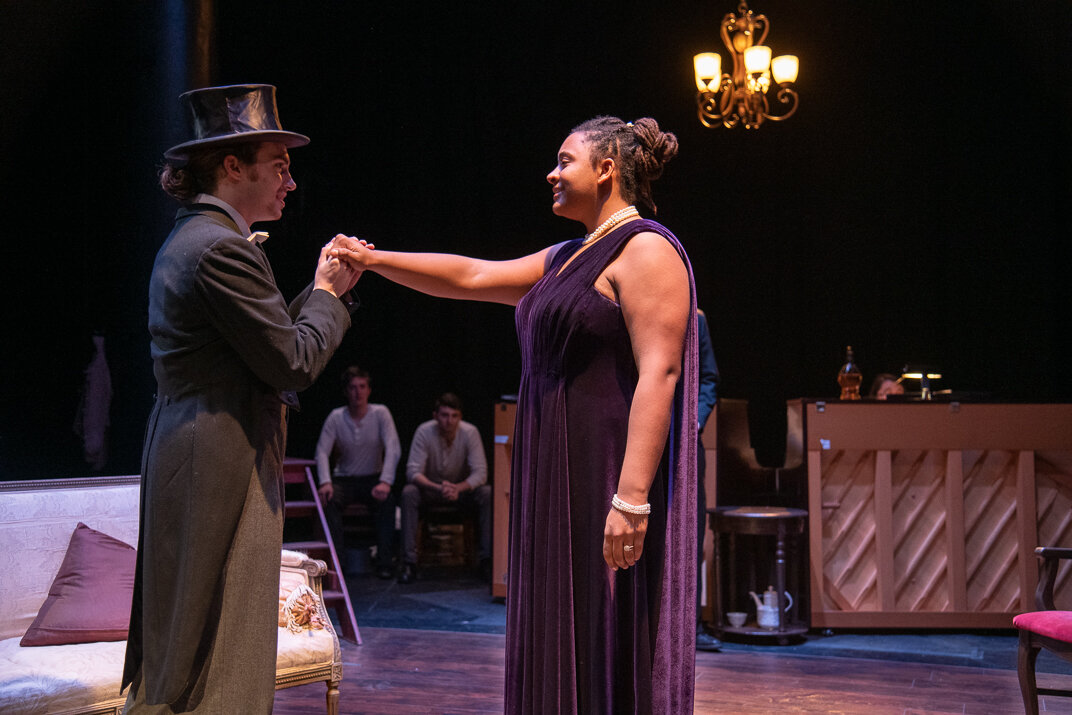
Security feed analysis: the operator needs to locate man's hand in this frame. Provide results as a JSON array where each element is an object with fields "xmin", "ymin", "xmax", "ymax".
[
  {"xmin": 318, "ymin": 482, "xmax": 334, "ymax": 502},
  {"xmin": 440, "ymin": 481, "xmax": 464, "ymax": 501},
  {"xmin": 371, "ymin": 481, "xmax": 391, "ymax": 502},
  {"xmin": 313, "ymin": 238, "xmax": 361, "ymax": 297}
]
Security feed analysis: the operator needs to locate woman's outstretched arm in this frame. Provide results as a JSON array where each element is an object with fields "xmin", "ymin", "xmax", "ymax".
[{"xmin": 332, "ymin": 236, "xmax": 559, "ymax": 307}]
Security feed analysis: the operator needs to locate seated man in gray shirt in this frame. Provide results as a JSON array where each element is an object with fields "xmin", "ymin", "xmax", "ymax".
[
  {"xmin": 316, "ymin": 366, "xmax": 401, "ymax": 579},
  {"xmin": 400, "ymin": 392, "xmax": 491, "ymax": 584}
]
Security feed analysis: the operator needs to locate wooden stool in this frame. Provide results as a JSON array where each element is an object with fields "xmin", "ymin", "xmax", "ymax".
[
  {"xmin": 417, "ymin": 505, "xmax": 476, "ymax": 568},
  {"xmin": 710, "ymin": 505, "xmax": 808, "ymax": 644}
]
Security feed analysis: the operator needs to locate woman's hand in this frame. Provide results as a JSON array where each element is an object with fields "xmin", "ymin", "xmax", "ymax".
[
  {"xmin": 314, "ymin": 236, "xmax": 364, "ymax": 297},
  {"xmin": 330, "ymin": 234, "xmax": 375, "ymax": 272},
  {"xmin": 603, "ymin": 506, "xmax": 647, "ymax": 571}
]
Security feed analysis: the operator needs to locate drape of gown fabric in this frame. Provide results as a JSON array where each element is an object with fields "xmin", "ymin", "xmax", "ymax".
[{"xmin": 506, "ymin": 219, "xmax": 698, "ymax": 714}]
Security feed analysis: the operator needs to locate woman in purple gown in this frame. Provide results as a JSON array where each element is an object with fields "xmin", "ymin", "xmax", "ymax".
[{"xmin": 338, "ymin": 116, "xmax": 698, "ymax": 714}]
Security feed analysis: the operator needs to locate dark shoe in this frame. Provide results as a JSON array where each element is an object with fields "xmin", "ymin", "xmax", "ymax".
[
  {"xmin": 376, "ymin": 565, "xmax": 394, "ymax": 580},
  {"xmin": 398, "ymin": 562, "xmax": 417, "ymax": 584},
  {"xmin": 696, "ymin": 624, "xmax": 722, "ymax": 652}
]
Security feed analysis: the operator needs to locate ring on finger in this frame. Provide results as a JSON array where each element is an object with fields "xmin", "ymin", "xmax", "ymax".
[{"xmin": 623, "ymin": 544, "xmax": 634, "ymax": 552}]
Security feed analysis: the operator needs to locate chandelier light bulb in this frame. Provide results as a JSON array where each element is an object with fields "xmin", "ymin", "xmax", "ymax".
[
  {"xmin": 744, "ymin": 45, "xmax": 772, "ymax": 73},
  {"xmin": 771, "ymin": 54, "xmax": 799, "ymax": 84},
  {"xmin": 694, "ymin": 53, "xmax": 722, "ymax": 92}
]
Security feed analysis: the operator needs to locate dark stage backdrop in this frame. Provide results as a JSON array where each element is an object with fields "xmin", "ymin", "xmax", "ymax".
[{"xmin": 1, "ymin": 0, "xmax": 1069, "ymax": 480}]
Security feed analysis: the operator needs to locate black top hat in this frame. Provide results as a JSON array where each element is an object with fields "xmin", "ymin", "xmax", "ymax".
[{"xmin": 164, "ymin": 84, "xmax": 310, "ymax": 161}]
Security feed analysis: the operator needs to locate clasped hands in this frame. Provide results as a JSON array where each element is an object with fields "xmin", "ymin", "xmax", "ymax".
[
  {"xmin": 439, "ymin": 481, "xmax": 464, "ymax": 501},
  {"xmin": 314, "ymin": 234, "xmax": 374, "ymax": 298},
  {"xmin": 329, "ymin": 235, "xmax": 374, "ymax": 267},
  {"xmin": 317, "ymin": 480, "xmax": 390, "ymax": 503}
]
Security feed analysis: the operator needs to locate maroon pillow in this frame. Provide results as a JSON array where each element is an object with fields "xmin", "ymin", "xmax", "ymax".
[{"xmin": 20, "ymin": 522, "xmax": 136, "ymax": 646}]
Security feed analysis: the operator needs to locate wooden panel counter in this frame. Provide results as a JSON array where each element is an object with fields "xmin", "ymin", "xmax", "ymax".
[
  {"xmin": 802, "ymin": 400, "xmax": 1072, "ymax": 629},
  {"xmin": 492, "ymin": 402, "xmax": 515, "ymax": 598}
]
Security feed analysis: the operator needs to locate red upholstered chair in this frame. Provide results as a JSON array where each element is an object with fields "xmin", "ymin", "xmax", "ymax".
[{"xmin": 1014, "ymin": 546, "xmax": 1072, "ymax": 715}]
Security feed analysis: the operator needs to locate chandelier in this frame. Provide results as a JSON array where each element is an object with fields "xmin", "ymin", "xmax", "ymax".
[{"xmin": 693, "ymin": 1, "xmax": 799, "ymax": 129}]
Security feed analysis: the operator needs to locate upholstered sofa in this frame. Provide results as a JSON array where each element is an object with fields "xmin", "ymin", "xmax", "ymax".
[{"xmin": 0, "ymin": 475, "xmax": 341, "ymax": 715}]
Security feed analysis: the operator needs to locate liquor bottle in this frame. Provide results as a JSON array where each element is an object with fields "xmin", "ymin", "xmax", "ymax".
[{"xmin": 837, "ymin": 346, "xmax": 862, "ymax": 400}]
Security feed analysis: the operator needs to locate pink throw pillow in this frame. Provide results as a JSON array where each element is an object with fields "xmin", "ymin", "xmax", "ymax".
[{"xmin": 20, "ymin": 522, "xmax": 136, "ymax": 646}]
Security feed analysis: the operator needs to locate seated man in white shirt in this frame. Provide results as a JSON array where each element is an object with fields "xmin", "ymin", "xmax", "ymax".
[
  {"xmin": 400, "ymin": 392, "xmax": 491, "ymax": 584},
  {"xmin": 316, "ymin": 366, "xmax": 401, "ymax": 579}
]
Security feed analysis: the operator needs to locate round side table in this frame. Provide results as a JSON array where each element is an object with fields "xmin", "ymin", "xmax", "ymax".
[{"xmin": 709, "ymin": 505, "xmax": 808, "ymax": 645}]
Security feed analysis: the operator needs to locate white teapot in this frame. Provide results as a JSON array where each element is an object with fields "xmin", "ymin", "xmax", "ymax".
[{"xmin": 748, "ymin": 586, "xmax": 793, "ymax": 630}]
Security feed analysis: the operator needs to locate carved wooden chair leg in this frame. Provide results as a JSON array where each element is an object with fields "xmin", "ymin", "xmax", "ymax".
[
  {"xmin": 1017, "ymin": 629, "xmax": 1040, "ymax": 715},
  {"xmin": 326, "ymin": 678, "xmax": 341, "ymax": 715}
]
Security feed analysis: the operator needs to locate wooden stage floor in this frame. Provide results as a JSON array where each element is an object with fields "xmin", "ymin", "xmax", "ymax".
[{"xmin": 275, "ymin": 626, "xmax": 1072, "ymax": 714}]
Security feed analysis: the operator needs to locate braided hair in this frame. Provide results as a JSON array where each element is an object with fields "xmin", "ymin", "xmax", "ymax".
[{"xmin": 570, "ymin": 116, "xmax": 679, "ymax": 215}]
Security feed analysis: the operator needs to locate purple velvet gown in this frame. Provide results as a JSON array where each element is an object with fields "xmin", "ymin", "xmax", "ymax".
[{"xmin": 506, "ymin": 220, "xmax": 698, "ymax": 714}]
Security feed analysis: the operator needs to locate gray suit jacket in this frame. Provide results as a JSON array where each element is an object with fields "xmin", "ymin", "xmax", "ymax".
[{"xmin": 123, "ymin": 204, "xmax": 352, "ymax": 705}]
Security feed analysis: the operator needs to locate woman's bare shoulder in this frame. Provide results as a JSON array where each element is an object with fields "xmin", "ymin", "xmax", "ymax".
[{"xmin": 618, "ymin": 230, "xmax": 684, "ymax": 269}]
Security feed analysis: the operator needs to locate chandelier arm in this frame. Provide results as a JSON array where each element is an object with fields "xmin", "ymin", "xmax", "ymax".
[
  {"xmin": 720, "ymin": 13, "xmax": 741, "ymax": 78},
  {"xmin": 761, "ymin": 86, "xmax": 799, "ymax": 122},
  {"xmin": 695, "ymin": 75, "xmax": 737, "ymax": 129},
  {"xmin": 720, "ymin": 79, "xmax": 735, "ymax": 112},
  {"xmin": 742, "ymin": 91, "xmax": 766, "ymax": 129},
  {"xmin": 696, "ymin": 91, "xmax": 725, "ymax": 129},
  {"xmin": 752, "ymin": 13, "xmax": 769, "ymax": 47},
  {"xmin": 725, "ymin": 83, "xmax": 745, "ymax": 128}
]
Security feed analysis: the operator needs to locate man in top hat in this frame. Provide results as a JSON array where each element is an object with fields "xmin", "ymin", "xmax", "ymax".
[{"xmin": 122, "ymin": 84, "xmax": 360, "ymax": 713}]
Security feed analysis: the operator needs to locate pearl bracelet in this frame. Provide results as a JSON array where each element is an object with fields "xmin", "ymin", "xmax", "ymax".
[{"xmin": 612, "ymin": 494, "xmax": 651, "ymax": 516}]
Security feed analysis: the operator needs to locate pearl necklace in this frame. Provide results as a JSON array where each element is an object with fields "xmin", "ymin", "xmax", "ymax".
[{"xmin": 582, "ymin": 206, "xmax": 640, "ymax": 246}]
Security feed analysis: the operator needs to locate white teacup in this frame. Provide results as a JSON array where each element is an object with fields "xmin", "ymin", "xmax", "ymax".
[{"xmin": 726, "ymin": 611, "xmax": 747, "ymax": 628}]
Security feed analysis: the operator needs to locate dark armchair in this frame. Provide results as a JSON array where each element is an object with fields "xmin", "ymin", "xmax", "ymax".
[{"xmin": 1014, "ymin": 546, "xmax": 1072, "ymax": 715}]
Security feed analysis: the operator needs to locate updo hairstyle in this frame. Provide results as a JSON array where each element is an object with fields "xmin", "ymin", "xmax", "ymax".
[
  {"xmin": 159, "ymin": 141, "xmax": 261, "ymax": 203},
  {"xmin": 571, "ymin": 116, "xmax": 679, "ymax": 215}
]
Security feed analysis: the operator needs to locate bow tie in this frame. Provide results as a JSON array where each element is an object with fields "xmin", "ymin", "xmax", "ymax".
[{"xmin": 247, "ymin": 231, "xmax": 269, "ymax": 244}]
